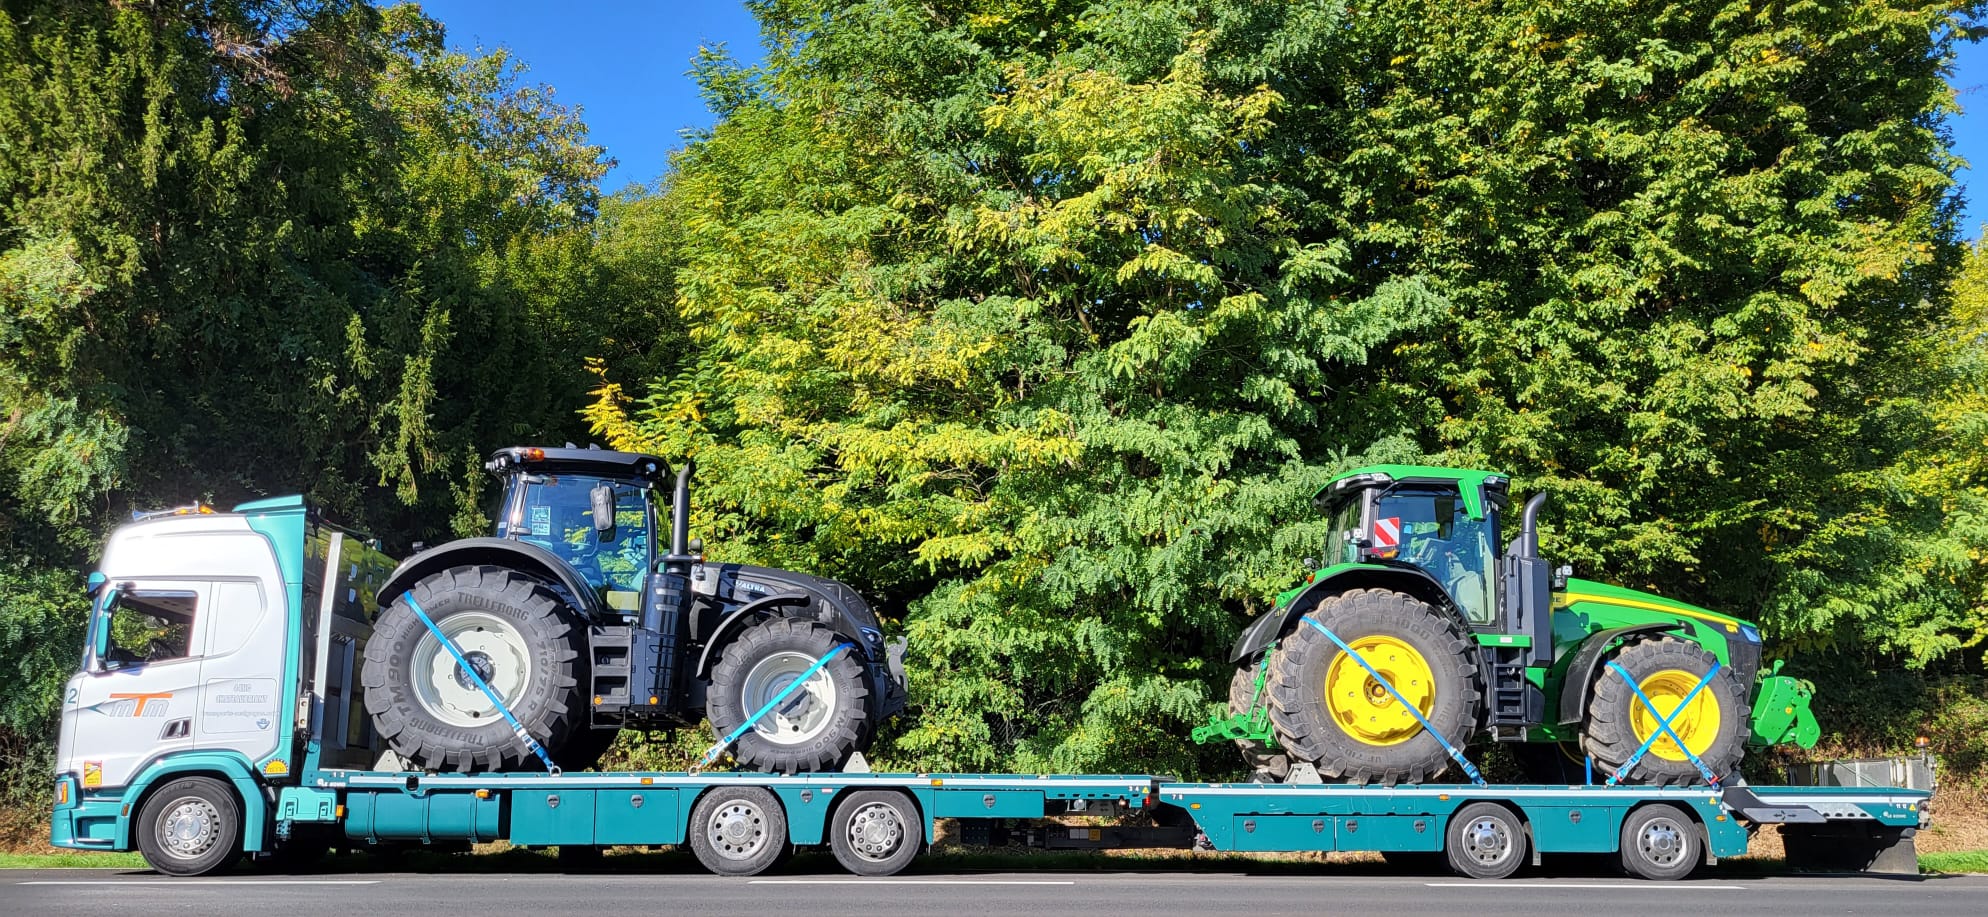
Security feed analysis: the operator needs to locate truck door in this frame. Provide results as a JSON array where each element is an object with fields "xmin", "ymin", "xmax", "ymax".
[
  {"xmin": 194, "ymin": 579, "xmax": 286, "ymax": 767},
  {"xmin": 65, "ymin": 583, "xmax": 210, "ymax": 791}
]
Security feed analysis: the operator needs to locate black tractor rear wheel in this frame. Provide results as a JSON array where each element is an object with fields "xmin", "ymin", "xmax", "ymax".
[
  {"xmin": 362, "ymin": 565, "xmax": 586, "ymax": 772},
  {"xmin": 1266, "ymin": 589, "xmax": 1481, "ymax": 785},
  {"xmin": 1580, "ymin": 637, "xmax": 1748, "ymax": 786},
  {"xmin": 1227, "ymin": 664, "xmax": 1290, "ymax": 781},
  {"xmin": 707, "ymin": 616, "xmax": 872, "ymax": 774}
]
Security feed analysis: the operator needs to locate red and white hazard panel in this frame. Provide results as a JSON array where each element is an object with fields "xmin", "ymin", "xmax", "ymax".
[{"xmin": 1372, "ymin": 516, "xmax": 1401, "ymax": 549}]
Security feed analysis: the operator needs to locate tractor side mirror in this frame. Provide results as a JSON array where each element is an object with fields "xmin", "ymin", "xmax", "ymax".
[
  {"xmin": 590, "ymin": 483, "xmax": 616, "ymax": 535},
  {"xmin": 1552, "ymin": 565, "xmax": 1572, "ymax": 591}
]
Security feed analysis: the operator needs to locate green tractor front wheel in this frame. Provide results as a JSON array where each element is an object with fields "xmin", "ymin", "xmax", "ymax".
[{"xmin": 1581, "ymin": 637, "xmax": 1749, "ymax": 786}]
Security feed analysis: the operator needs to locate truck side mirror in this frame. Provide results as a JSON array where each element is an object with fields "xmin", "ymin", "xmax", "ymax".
[
  {"xmin": 590, "ymin": 483, "xmax": 616, "ymax": 535},
  {"xmin": 90, "ymin": 583, "xmax": 120, "ymax": 668}
]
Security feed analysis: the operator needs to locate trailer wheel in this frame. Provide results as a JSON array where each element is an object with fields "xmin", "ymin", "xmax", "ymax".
[
  {"xmin": 1446, "ymin": 802, "xmax": 1527, "ymax": 880},
  {"xmin": 707, "ymin": 617, "xmax": 872, "ymax": 774},
  {"xmin": 1267, "ymin": 589, "xmax": 1481, "ymax": 784},
  {"xmin": 1581, "ymin": 637, "xmax": 1748, "ymax": 786},
  {"xmin": 1618, "ymin": 804, "xmax": 1698, "ymax": 881},
  {"xmin": 363, "ymin": 565, "xmax": 586, "ymax": 773},
  {"xmin": 1227, "ymin": 665, "xmax": 1290, "ymax": 781},
  {"xmin": 830, "ymin": 790, "xmax": 923, "ymax": 877},
  {"xmin": 688, "ymin": 786, "xmax": 788, "ymax": 876},
  {"xmin": 135, "ymin": 776, "xmax": 241, "ymax": 877}
]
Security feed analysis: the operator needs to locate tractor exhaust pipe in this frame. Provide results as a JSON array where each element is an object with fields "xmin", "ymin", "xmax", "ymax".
[
  {"xmin": 1519, "ymin": 492, "xmax": 1548, "ymax": 558},
  {"xmin": 670, "ymin": 459, "xmax": 695, "ymax": 561}
]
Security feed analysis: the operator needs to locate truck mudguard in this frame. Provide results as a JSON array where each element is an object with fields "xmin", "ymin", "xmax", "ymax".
[{"xmin": 119, "ymin": 752, "xmax": 270, "ymax": 853}]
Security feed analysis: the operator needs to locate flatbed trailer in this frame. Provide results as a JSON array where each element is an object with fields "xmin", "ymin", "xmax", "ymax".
[{"xmin": 49, "ymin": 497, "xmax": 1932, "ymax": 880}]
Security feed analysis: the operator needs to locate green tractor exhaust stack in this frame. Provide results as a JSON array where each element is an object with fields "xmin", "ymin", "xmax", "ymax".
[{"xmin": 1198, "ymin": 464, "xmax": 1820, "ymax": 786}]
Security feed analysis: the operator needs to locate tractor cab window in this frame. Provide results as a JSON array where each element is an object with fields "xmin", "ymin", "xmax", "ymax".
[
  {"xmin": 511, "ymin": 476, "xmax": 654, "ymax": 599},
  {"xmin": 1322, "ymin": 495, "xmax": 1365, "ymax": 566},
  {"xmin": 1373, "ymin": 488, "xmax": 1498, "ymax": 626},
  {"xmin": 99, "ymin": 590, "xmax": 197, "ymax": 670}
]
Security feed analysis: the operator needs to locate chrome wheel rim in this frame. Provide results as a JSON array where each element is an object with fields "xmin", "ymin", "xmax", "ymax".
[
  {"xmin": 1461, "ymin": 816, "xmax": 1514, "ymax": 866},
  {"xmin": 739, "ymin": 651, "xmax": 837, "ymax": 745},
  {"xmin": 706, "ymin": 798, "xmax": 770, "ymax": 860},
  {"xmin": 1638, "ymin": 816, "xmax": 1687, "ymax": 866},
  {"xmin": 411, "ymin": 611, "xmax": 534, "ymax": 729},
  {"xmin": 845, "ymin": 802, "xmax": 906, "ymax": 862},
  {"xmin": 157, "ymin": 796, "xmax": 220, "ymax": 861}
]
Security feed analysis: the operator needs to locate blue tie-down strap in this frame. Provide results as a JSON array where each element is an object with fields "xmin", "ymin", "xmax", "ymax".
[
  {"xmin": 694, "ymin": 642, "xmax": 854, "ymax": 773},
  {"xmin": 404, "ymin": 595, "xmax": 563, "ymax": 776},
  {"xmin": 1604, "ymin": 659, "xmax": 1721, "ymax": 788},
  {"xmin": 1299, "ymin": 617, "xmax": 1485, "ymax": 786}
]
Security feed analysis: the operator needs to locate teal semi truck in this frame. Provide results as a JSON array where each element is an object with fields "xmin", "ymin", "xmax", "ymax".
[{"xmin": 51, "ymin": 487, "xmax": 1927, "ymax": 881}]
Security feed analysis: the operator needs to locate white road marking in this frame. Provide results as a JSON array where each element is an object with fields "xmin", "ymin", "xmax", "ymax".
[
  {"xmin": 1425, "ymin": 882, "xmax": 1744, "ymax": 890},
  {"xmin": 19, "ymin": 879, "xmax": 381, "ymax": 886},
  {"xmin": 750, "ymin": 879, "xmax": 1077, "ymax": 886}
]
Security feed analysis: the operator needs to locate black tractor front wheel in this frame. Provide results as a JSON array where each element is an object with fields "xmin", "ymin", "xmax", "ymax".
[
  {"xmin": 707, "ymin": 617, "xmax": 873, "ymax": 774},
  {"xmin": 1227, "ymin": 664, "xmax": 1290, "ymax": 781}
]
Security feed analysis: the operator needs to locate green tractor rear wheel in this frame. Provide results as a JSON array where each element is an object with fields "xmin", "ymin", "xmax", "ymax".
[
  {"xmin": 1581, "ymin": 637, "xmax": 1748, "ymax": 786},
  {"xmin": 1266, "ymin": 589, "xmax": 1481, "ymax": 785}
]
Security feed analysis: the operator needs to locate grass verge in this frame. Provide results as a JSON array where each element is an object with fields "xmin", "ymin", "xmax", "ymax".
[{"xmin": 1919, "ymin": 849, "xmax": 1988, "ymax": 874}]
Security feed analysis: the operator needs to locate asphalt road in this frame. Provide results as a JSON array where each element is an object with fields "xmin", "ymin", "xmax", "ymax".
[{"xmin": 5, "ymin": 868, "xmax": 1983, "ymax": 916}]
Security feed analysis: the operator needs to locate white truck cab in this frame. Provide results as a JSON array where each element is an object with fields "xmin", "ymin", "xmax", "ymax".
[{"xmin": 51, "ymin": 497, "xmax": 394, "ymax": 873}]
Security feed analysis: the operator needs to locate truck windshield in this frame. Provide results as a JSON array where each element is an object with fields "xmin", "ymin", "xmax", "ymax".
[{"xmin": 509, "ymin": 476, "xmax": 652, "ymax": 598}]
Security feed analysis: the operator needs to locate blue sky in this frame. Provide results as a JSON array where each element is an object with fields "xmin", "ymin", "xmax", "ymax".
[{"xmin": 416, "ymin": 1, "xmax": 1988, "ymax": 234}]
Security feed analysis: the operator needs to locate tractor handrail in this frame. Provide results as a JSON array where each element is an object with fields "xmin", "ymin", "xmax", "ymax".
[
  {"xmin": 1299, "ymin": 616, "xmax": 1485, "ymax": 786},
  {"xmin": 404, "ymin": 594, "xmax": 563, "ymax": 776}
]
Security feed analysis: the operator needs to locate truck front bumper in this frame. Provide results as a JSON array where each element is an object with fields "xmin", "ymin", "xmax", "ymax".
[{"xmin": 50, "ymin": 777, "xmax": 124, "ymax": 851}]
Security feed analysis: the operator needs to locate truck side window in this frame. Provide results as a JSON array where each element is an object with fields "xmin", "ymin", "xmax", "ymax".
[{"xmin": 103, "ymin": 591, "xmax": 198, "ymax": 670}]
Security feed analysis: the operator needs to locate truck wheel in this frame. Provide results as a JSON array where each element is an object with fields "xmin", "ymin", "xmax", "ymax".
[
  {"xmin": 1619, "ymin": 804, "xmax": 1699, "ymax": 880},
  {"xmin": 1227, "ymin": 665, "xmax": 1290, "ymax": 781},
  {"xmin": 1581, "ymin": 637, "xmax": 1748, "ymax": 786},
  {"xmin": 1446, "ymin": 802, "xmax": 1527, "ymax": 879},
  {"xmin": 707, "ymin": 617, "xmax": 872, "ymax": 774},
  {"xmin": 363, "ymin": 565, "xmax": 585, "ymax": 772},
  {"xmin": 688, "ymin": 786, "xmax": 788, "ymax": 876},
  {"xmin": 1266, "ymin": 589, "xmax": 1481, "ymax": 785},
  {"xmin": 135, "ymin": 776, "xmax": 240, "ymax": 877},
  {"xmin": 830, "ymin": 789, "xmax": 923, "ymax": 877}
]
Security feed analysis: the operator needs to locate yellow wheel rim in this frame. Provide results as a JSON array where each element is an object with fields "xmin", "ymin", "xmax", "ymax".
[
  {"xmin": 1325, "ymin": 635, "xmax": 1436, "ymax": 746},
  {"xmin": 1629, "ymin": 669, "xmax": 1723, "ymax": 762}
]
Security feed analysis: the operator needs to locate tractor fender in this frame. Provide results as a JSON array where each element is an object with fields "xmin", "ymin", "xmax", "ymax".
[
  {"xmin": 692, "ymin": 591, "xmax": 817, "ymax": 678},
  {"xmin": 1230, "ymin": 564, "xmax": 1463, "ymax": 663},
  {"xmin": 1554, "ymin": 623, "xmax": 1685, "ymax": 726},
  {"xmin": 376, "ymin": 537, "xmax": 607, "ymax": 619}
]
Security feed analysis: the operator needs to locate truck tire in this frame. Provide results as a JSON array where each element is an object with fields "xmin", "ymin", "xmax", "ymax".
[
  {"xmin": 1446, "ymin": 802, "xmax": 1528, "ymax": 879},
  {"xmin": 363, "ymin": 565, "xmax": 586, "ymax": 772},
  {"xmin": 135, "ymin": 776, "xmax": 241, "ymax": 877},
  {"xmin": 1581, "ymin": 637, "xmax": 1748, "ymax": 786},
  {"xmin": 1266, "ymin": 589, "xmax": 1481, "ymax": 785},
  {"xmin": 708, "ymin": 617, "xmax": 872, "ymax": 774},
  {"xmin": 829, "ymin": 789, "xmax": 923, "ymax": 876},
  {"xmin": 688, "ymin": 786, "xmax": 788, "ymax": 876},
  {"xmin": 1618, "ymin": 803, "xmax": 1699, "ymax": 880},
  {"xmin": 1227, "ymin": 664, "xmax": 1290, "ymax": 781}
]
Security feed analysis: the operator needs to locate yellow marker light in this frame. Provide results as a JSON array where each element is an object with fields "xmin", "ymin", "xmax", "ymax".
[
  {"xmin": 930, "ymin": 779, "xmax": 944, "ymax": 787},
  {"xmin": 649, "ymin": 696, "xmax": 659, "ymax": 705},
  {"xmin": 55, "ymin": 781, "xmax": 68, "ymax": 806},
  {"xmin": 1438, "ymin": 794, "xmax": 1450, "ymax": 801},
  {"xmin": 1716, "ymin": 815, "xmax": 1727, "ymax": 822},
  {"xmin": 335, "ymin": 805, "xmax": 347, "ymax": 819},
  {"xmin": 640, "ymin": 777, "xmax": 654, "ymax": 785},
  {"xmin": 593, "ymin": 696, "xmax": 603, "ymax": 706},
  {"xmin": 1190, "ymin": 803, "xmax": 1201, "ymax": 809},
  {"xmin": 475, "ymin": 789, "xmax": 491, "ymax": 799}
]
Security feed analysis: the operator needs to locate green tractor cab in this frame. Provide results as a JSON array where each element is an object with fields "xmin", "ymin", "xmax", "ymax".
[{"xmin": 1199, "ymin": 465, "xmax": 1818, "ymax": 785}]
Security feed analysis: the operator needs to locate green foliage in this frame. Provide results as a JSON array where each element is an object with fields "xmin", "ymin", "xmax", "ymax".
[{"xmin": 591, "ymin": 0, "xmax": 1986, "ymax": 775}]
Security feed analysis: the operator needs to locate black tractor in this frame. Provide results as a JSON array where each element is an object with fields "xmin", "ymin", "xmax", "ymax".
[{"xmin": 361, "ymin": 446, "xmax": 907, "ymax": 774}]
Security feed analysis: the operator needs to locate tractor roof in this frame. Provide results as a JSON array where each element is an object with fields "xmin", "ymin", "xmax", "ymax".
[
  {"xmin": 1315, "ymin": 464, "xmax": 1511, "ymax": 520},
  {"xmin": 484, "ymin": 445, "xmax": 670, "ymax": 483}
]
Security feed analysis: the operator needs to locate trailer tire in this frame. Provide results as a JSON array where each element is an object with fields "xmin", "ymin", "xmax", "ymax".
[
  {"xmin": 1446, "ymin": 802, "xmax": 1527, "ymax": 880},
  {"xmin": 827, "ymin": 789, "xmax": 922, "ymax": 876},
  {"xmin": 1618, "ymin": 804, "xmax": 1699, "ymax": 880},
  {"xmin": 363, "ymin": 565, "xmax": 586, "ymax": 772},
  {"xmin": 1581, "ymin": 637, "xmax": 1748, "ymax": 786},
  {"xmin": 1267, "ymin": 589, "xmax": 1481, "ymax": 785},
  {"xmin": 707, "ymin": 617, "xmax": 872, "ymax": 774},
  {"xmin": 688, "ymin": 786, "xmax": 788, "ymax": 877},
  {"xmin": 135, "ymin": 776, "xmax": 241, "ymax": 877},
  {"xmin": 1227, "ymin": 664, "xmax": 1290, "ymax": 781}
]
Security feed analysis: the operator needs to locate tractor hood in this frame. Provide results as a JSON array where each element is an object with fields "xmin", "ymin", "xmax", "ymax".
[{"xmin": 1557, "ymin": 578, "xmax": 1759, "ymax": 635}]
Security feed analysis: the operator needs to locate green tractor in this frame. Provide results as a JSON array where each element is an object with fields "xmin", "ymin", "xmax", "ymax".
[{"xmin": 1199, "ymin": 465, "xmax": 1819, "ymax": 786}]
